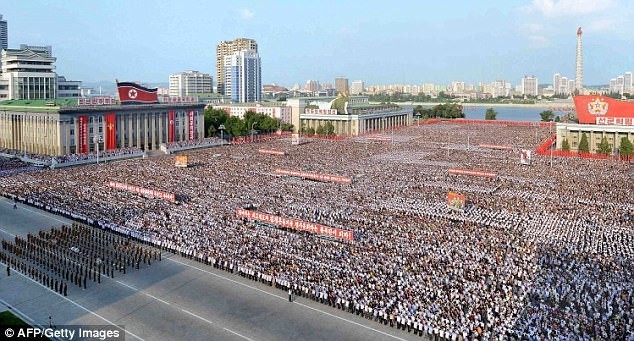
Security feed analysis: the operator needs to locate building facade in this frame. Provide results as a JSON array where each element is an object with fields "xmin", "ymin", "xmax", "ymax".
[
  {"xmin": 169, "ymin": 70, "xmax": 213, "ymax": 97},
  {"xmin": 212, "ymin": 103, "xmax": 291, "ymax": 123},
  {"xmin": 350, "ymin": 80, "xmax": 364, "ymax": 95},
  {"xmin": 57, "ymin": 76, "xmax": 81, "ymax": 98},
  {"xmin": 224, "ymin": 50, "xmax": 261, "ymax": 103},
  {"xmin": 335, "ymin": 77, "xmax": 349, "ymax": 95},
  {"xmin": 0, "ymin": 15, "xmax": 7, "ymax": 51},
  {"xmin": 521, "ymin": 76, "xmax": 538, "ymax": 97},
  {"xmin": 556, "ymin": 123, "xmax": 634, "ymax": 154},
  {"xmin": 0, "ymin": 101, "xmax": 205, "ymax": 156},
  {"xmin": 0, "ymin": 48, "xmax": 57, "ymax": 100},
  {"xmin": 216, "ymin": 38, "xmax": 257, "ymax": 95}
]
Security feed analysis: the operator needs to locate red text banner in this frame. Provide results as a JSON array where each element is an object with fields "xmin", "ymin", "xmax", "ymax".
[
  {"xmin": 574, "ymin": 95, "xmax": 634, "ymax": 125},
  {"xmin": 188, "ymin": 110, "xmax": 195, "ymax": 140},
  {"xmin": 448, "ymin": 168, "xmax": 497, "ymax": 178},
  {"xmin": 105, "ymin": 113, "xmax": 117, "ymax": 150},
  {"xmin": 258, "ymin": 149, "xmax": 286, "ymax": 155},
  {"xmin": 479, "ymin": 144, "xmax": 513, "ymax": 151},
  {"xmin": 274, "ymin": 168, "xmax": 352, "ymax": 184},
  {"xmin": 236, "ymin": 208, "xmax": 354, "ymax": 242},
  {"xmin": 169, "ymin": 111, "xmax": 175, "ymax": 142},
  {"xmin": 108, "ymin": 181, "xmax": 175, "ymax": 202},
  {"xmin": 77, "ymin": 115, "xmax": 88, "ymax": 154}
]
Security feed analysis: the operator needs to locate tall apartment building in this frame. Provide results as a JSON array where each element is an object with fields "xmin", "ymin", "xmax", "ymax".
[
  {"xmin": 0, "ymin": 15, "xmax": 7, "ymax": 51},
  {"xmin": 521, "ymin": 76, "xmax": 538, "ymax": 97},
  {"xmin": 216, "ymin": 38, "xmax": 257, "ymax": 95},
  {"xmin": 335, "ymin": 77, "xmax": 349, "ymax": 95},
  {"xmin": 350, "ymin": 80, "xmax": 364, "ymax": 95},
  {"xmin": 0, "ymin": 48, "xmax": 57, "ymax": 100},
  {"xmin": 169, "ymin": 70, "xmax": 213, "ymax": 97},
  {"xmin": 624, "ymin": 72, "xmax": 632, "ymax": 94},
  {"xmin": 305, "ymin": 80, "xmax": 320, "ymax": 92},
  {"xmin": 224, "ymin": 50, "xmax": 261, "ymax": 103}
]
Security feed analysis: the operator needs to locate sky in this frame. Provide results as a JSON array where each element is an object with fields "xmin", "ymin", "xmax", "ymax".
[{"xmin": 3, "ymin": 0, "xmax": 634, "ymax": 87}]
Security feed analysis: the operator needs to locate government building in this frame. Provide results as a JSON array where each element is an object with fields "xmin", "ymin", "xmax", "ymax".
[{"xmin": 0, "ymin": 98, "xmax": 204, "ymax": 156}]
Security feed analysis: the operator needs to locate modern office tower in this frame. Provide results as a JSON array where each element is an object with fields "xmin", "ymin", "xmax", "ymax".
[
  {"xmin": 224, "ymin": 50, "xmax": 261, "ymax": 103},
  {"xmin": 624, "ymin": 72, "xmax": 632, "ymax": 94},
  {"xmin": 216, "ymin": 38, "xmax": 257, "ymax": 95},
  {"xmin": 335, "ymin": 77, "xmax": 349, "ymax": 95}
]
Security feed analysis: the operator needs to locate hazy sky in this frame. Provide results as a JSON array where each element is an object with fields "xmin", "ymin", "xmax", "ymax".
[{"xmin": 3, "ymin": 0, "xmax": 633, "ymax": 87}]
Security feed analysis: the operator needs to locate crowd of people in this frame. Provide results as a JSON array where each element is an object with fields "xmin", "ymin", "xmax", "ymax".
[
  {"xmin": 163, "ymin": 137, "xmax": 225, "ymax": 151},
  {"xmin": 0, "ymin": 121, "xmax": 632, "ymax": 340},
  {"xmin": 51, "ymin": 147, "xmax": 144, "ymax": 164}
]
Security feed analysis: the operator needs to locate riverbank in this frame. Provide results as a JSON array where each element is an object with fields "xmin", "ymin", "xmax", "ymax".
[{"xmin": 371, "ymin": 101, "xmax": 574, "ymax": 109}]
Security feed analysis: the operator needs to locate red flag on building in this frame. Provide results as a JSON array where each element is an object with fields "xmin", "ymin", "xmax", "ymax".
[
  {"xmin": 77, "ymin": 115, "xmax": 88, "ymax": 153},
  {"xmin": 116, "ymin": 81, "xmax": 159, "ymax": 105},
  {"xmin": 105, "ymin": 113, "xmax": 117, "ymax": 150},
  {"xmin": 169, "ymin": 111, "xmax": 175, "ymax": 142}
]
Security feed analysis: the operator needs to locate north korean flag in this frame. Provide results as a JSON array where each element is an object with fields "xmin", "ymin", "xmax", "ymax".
[{"xmin": 117, "ymin": 81, "xmax": 159, "ymax": 105}]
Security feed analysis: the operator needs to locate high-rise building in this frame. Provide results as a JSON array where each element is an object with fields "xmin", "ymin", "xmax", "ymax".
[
  {"xmin": 305, "ymin": 80, "xmax": 320, "ymax": 92},
  {"xmin": 624, "ymin": 72, "xmax": 633, "ymax": 94},
  {"xmin": 224, "ymin": 50, "xmax": 261, "ymax": 103},
  {"xmin": 0, "ymin": 48, "xmax": 57, "ymax": 100},
  {"xmin": 169, "ymin": 70, "xmax": 213, "ymax": 97},
  {"xmin": 350, "ymin": 80, "xmax": 364, "ymax": 95},
  {"xmin": 553, "ymin": 73, "xmax": 561, "ymax": 94},
  {"xmin": 334, "ymin": 77, "xmax": 349, "ymax": 95},
  {"xmin": 575, "ymin": 27, "xmax": 583, "ymax": 92},
  {"xmin": 0, "ymin": 15, "xmax": 7, "ymax": 51},
  {"xmin": 216, "ymin": 38, "xmax": 257, "ymax": 95},
  {"xmin": 521, "ymin": 76, "xmax": 538, "ymax": 97}
]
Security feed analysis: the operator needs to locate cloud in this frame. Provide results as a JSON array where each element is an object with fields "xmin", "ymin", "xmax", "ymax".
[
  {"xmin": 587, "ymin": 18, "xmax": 616, "ymax": 32},
  {"xmin": 527, "ymin": 35, "xmax": 551, "ymax": 48},
  {"xmin": 526, "ymin": 0, "xmax": 616, "ymax": 17},
  {"xmin": 238, "ymin": 8, "xmax": 255, "ymax": 20}
]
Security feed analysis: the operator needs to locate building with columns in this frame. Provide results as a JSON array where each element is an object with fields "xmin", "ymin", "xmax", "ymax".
[{"xmin": 0, "ymin": 99, "xmax": 205, "ymax": 156}]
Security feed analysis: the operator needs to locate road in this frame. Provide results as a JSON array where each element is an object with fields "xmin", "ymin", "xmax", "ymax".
[{"xmin": 0, "ymin": 196, "xmax": 424, "ymax": 341}]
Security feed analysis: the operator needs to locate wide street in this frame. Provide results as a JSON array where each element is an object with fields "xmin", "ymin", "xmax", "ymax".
[{"xmin": 0, "ymin": 196, "xmax": 421, "ymax": 341}]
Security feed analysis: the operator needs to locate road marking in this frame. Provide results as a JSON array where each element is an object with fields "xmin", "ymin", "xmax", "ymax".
[
  {"xmin": 166, "ymin": 257, "xmax": 406, "ymax": 340},
  {"xmin": 0, "ymin": 226, "xmax": 16, "ymax": 237},
  {"xmin": 223, "ymin": 327, "xmax": 256, "ymax": 341},
  {"xmin": 1, "ymin": 262, "xmax": 145, "ymax": 341},
  {"xmin": 0, "ymin": 199, "xmax": 70, "ymax": 225},
  {"xmin": 294, "ymin": 302, "xmax": 407, "ymax": 341},
  {"xmin": 181, "ymin": 308, "xmax": 214, "ymax": 325},
  {"xmin": 166, "ymin": 258, "xmax": 286, "ymax": 302}
]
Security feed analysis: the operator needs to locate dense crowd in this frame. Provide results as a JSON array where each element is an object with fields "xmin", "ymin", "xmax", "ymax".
[
  {"xmin": 1, "ymin": 122, "xmax": 632, "ymax": 340},
  {"xmin": 51, "ymin": 147, "xmax": 144, "ymax": 164},
  {"xmin": 164, "ymin": 137, "xmax": 225, "ymax": 151}
]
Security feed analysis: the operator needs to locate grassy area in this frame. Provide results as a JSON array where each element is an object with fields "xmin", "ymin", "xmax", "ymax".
[{"xmin": 0, "ymin": 310, "xmax": 30, "ymax": 326}]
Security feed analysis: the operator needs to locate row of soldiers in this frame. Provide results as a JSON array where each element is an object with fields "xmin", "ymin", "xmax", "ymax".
[{"xmin": 1, "ymin": 223, "xmax": 161, "ymax": 296}]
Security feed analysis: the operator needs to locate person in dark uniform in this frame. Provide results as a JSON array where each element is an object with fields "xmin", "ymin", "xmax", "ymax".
[
  {"xmin": 6, "ymin": 265, "xmax": 9, "ymax": 276},
  {"xmin": 288, "ymin": 289, "xmax": 293, "ymax": 302},
  {"xmin": 63, "ymin": 283, "xmax": 67, "ymax": 296}
]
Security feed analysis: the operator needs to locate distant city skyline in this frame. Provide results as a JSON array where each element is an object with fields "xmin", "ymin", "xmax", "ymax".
[{"xmin": 2, "ymin": 0, "xmax": 634, "ymax": 87}]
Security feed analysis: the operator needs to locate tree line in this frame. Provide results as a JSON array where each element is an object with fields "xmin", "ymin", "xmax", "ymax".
[
  {"xmin": 204, "ymin": 108, "xmax": 293, "ymax": 138},
  {"xmin": 561, "ymin": 133, "xmax": 634, "ymax": 157},
  {"xmin": 412, "ymin": 103, "xmax": 465, "ymax": 119}
]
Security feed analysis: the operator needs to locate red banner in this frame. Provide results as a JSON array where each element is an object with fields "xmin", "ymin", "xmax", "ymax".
[
  {"xmin": 108, "ymin": 181, "xmax": 175, "ymax": 202},
  {"xmin": 274, "ymin": 168, "xmax": 352, "ymax": 184},
  {"xmin": 188, "ymin": 110, "xmax": 194, "ymax": 140},
  {"xmin": 105, "ymin": 113, "xmax": 117, "ymax": 150},
  {"xmin": 236, "ymin": 208, "xmax": 354, "ymax": 241},
  {"xmin": 116, "ymin": 81, "xmax": 159, "ymax": 105},
  {"xmin": 479, "ymin": 144, "xmax": 513, "ymax": 151},
  {"xmin": 448, "ymin": 168, "xmax": 497, "ymax": 178},
  {"xmin": 574, "ymin": 95, "xmax": 634, "ymax": 125},
  {"xmin": 77, "ymin": 115, "xmax": 88, "ymax": 154},
  {"xmin": 258, "ymin": 149, "xmax": 286, "ymax": 155},
  {"xmin": 169, "ymin": 111, "xmax": 175, "ymax": 142}
]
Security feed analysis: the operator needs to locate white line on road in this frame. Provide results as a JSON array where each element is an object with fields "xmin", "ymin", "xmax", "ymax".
[
  {"xmin": 166, "ymin": 257, "xmax": 407, "ymax": 341},
  {"xmin": 0, "ymin": 226, "xmax": 16, "ymax": 237},
  {"xmin": 223, "ymin": 327, "xmax": 256, "ymax": 341},
  {"xmin": 181, "ymin": 308, "xmax": 215, "ymax": 325},
  {"xmin": 0, "ymin": 199, "xmax": 70, "ymax": 225},
  {"xmin": 1, "ymin": 262, "xmax": 145, "ymax": 341}
]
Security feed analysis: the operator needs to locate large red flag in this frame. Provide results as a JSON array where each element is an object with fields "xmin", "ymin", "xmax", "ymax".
[
  {"xmin": 188, "ymin": 110, "xmax": 194, "ymax": 140},
  {"xmin": 169, "ymin": 111, "xmax": 175, "ymax": 142},
  {"xmin": 105, "ymin": 113, "xmax": 117, "ymax": 150},
  {"xmin": 116, "ymin": 81, "xmax": 159, "ymax": 105}
]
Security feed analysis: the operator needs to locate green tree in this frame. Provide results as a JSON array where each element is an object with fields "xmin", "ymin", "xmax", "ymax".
[
  {"xmin": 280, "ymin": 123, "xmax": 294, "ymax": 132},
  {"xmin": 555, "ymin": 115, "xmax": 561, "ymax": 122},
  {"xmin": 315, "ymin": 125, "xmax": 325, "ymax": 136},
  {"xmin": 561, "ymin": 138, "xmax": 570, "ymax": 151},
  {"xmin": 578, "ymin": 132, "xmax": 590, "ymax": 153},
  {"xmin": 597, "ymin": 136, "xmax": 612, "ymax": 155},
  {"xmin": 540, "ymin": 110, "xmax": 554, "ymax": 122},
  {"xmin": 619, "ymin": 137, "xmax": 633, "ymax": 158},
  {"xmin": 305, "ymin": 127, "xmax": 315, "ymax": 135},
  {"xmin": 204, "ymin": 108, "xmax": 230, "ymax": 137},
  {"xmin": 324, "ymin": 122, "xmax": 335, "ymax": 136},
  {"xmin": 485, "ymin": 108, "xmax": 497, "ymax": 120}
]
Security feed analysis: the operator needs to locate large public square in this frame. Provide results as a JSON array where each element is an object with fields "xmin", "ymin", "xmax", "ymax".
[{"xmin": 1, "ymin": 121, "xmax": 632, "ymax": 340}]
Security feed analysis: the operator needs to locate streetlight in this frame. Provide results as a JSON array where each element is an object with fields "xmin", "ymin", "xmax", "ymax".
[
  {"xmin": 250, "ymin": 122, "xmax": 257, "ymax": 142},
  {"xmin": 93, "ymin": 134, "xmax": 102, "ymax": 164},
  {"xmin": 219, "ymin": 124, "xmax": 226, "ymax": 143}
]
